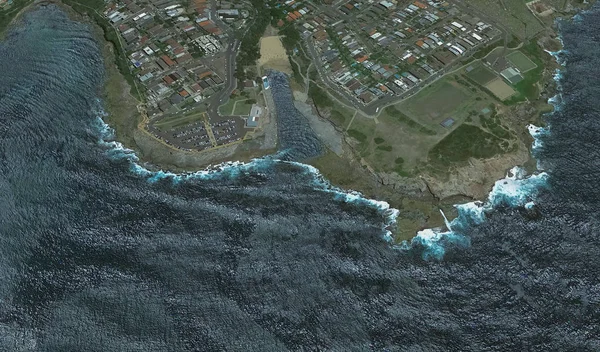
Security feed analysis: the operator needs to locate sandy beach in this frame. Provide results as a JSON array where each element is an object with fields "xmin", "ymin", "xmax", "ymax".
[{"xmin": 258, "ymin": 35, "xmax": 292, "ymax": 74}]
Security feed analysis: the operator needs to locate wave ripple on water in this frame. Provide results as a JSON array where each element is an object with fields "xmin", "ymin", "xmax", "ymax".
[{"xmin": 1, "ymin": 4, "xmax": 600, "ymax": 351}]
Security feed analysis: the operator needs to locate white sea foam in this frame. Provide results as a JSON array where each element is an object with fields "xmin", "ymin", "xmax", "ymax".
[
  {"xmin": 486, "ymin": 167, "xmax": 549, "ymax": 208},
  {"xmin": 402, "ymin": 18, "xmax": 577, "ymax": 260},
  {"xmin": 545, "ymin": 33, "xmax": 567, "ymax": 66},
  {"xmin": 545, "ymin": 49, "xmax": 567, "ymax": 66},
  {"xmin": 93, "ymin": 116, "xmax": 401, "ymax": 242},
  {"xmin": 94, "ymin": 116, "xmax": 280, "ymax": 183},
  {"xmin": 284, "ymin": 161, "xmax": 400, "ymax": 242},
  {"xmin": 528, "ymin": 124, "xmax": 549, "ymax": 151},
  {"xmin": 95, "ymin": 112, "xmax": 549, "ymax": 260},
  {"xmin": 402, "ymin": 228, "xmax": 471, "ymax": 261},
  {"xmin": 401, "ymin": 166, "xmax": 549, "ymax": 260},
  {"xmin": 548, "ymin": 93, "xmax": 563, "ymax": 113}
]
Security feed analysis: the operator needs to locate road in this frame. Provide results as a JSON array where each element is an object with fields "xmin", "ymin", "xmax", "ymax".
[
  {"xmin": 300, "ymin": 0, "xmax": 511, "ymax": 117},
  {"xmin": 305, "ymin": 37, "xmax": 365, "ymax": 110},
  {"xmin": 305, "ymin": 30, "xmax": 503, "ymax": 117},
  {"xmin": 206, "ymin": 38, "xmax": 240, "ymax": 121},
  {"xmin": 205, "ymin": 0, "xmax": 241, "ymax": 121}
]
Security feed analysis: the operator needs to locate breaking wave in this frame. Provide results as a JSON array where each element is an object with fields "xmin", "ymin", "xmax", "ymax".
[
  {"xmin": 94, "ymin": 68, "xmax": 555, "ymax": 261},
  {"xmin": 401, "ymin": 167, "xmax": 550, "ymax": 260},
  {"xmin": 94, "ymin": 116, "xmax": 399, "ymax": 243},
  {"xmin": 94, "ymin": 29, "xmax": 569, "ymax": 261},
  {"xmin": 400, "ymin": 34, "xmax": 569, "ymax": 260}
]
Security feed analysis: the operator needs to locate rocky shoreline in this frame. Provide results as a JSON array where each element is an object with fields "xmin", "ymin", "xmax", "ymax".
[
  {"xmin": 302, "ymin": 5, "xmax": 593, "ymax": 239},
  {"xmin": 5, "ymin": 0, "xmax": 593, "ymax": 242}
]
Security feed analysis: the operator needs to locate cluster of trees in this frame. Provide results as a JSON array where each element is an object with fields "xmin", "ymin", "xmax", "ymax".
[
  {"xmin": 236, "ymin": 0, "xmax": 271, "ymax": 75},
  {"xmin": 279, "ymin": 24, "xmax": 301, "ymax": 51},
  {"xmin": 236, "ymin": 0, "xmax": 303, "ymax": 78},
  {"xmin": 308, "ymin": 84, "xmax": 333, "ymax": 108}
]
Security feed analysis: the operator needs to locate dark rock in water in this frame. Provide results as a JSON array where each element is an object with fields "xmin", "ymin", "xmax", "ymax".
[{"xmin": 521, "ymin": 202, "xmax": 542, "ymax": 220}]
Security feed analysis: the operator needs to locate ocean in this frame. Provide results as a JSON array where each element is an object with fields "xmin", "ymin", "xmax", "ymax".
[{"xmin": 0, "ymin": 4, "xmax": 599, "ymax": 351}]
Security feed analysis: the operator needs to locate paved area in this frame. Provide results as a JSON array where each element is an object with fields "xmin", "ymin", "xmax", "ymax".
[{"xmin": 148, "ymin": 112, "xmax": 245, "ymax": 152}]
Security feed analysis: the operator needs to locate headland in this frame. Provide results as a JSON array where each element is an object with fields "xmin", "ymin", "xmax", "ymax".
[{"xmin": 1, "ymin": 0, "xmax": 595, "ymax": 241}]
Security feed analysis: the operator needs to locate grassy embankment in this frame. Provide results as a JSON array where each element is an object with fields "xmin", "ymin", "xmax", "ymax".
[
  {"xmin": 307, "ymin": 73, "xmax": 516, "ymax": 241},
  {"xmin": 0, "ymin": 0, "xmax": 35, "ymax": 37},
  {"xmin": 55, "ymin": 0, "xmax": 143, "ymax": 149},
  {"xmin": 0, "ymin": 0, "xmax": 141, "ymax": 149},
  {"xmin": 60, "ymin": 0, "xmax": 141, "ymax": 97},
  {"xmin": 219, "ymin": 89, "xmax": 257, "ymax": 116}
]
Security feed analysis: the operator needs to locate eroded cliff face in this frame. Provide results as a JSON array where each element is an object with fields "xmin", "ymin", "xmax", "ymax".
[
  {"xmin": 422, "ymin": 142, "xmax": 531, "ymax": 200},
  {"xmin": 376, "ymin": 172, "xmax": 430, "ymax": 197}
]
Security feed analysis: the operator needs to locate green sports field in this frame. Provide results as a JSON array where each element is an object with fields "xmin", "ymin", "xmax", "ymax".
[
  {"xmin": 466, "ymin": 64, "xmax": 498, "ymax": 85},
  {"xmin": 506, "ymin": 51, "xmax": 538, "ymax": 72}
]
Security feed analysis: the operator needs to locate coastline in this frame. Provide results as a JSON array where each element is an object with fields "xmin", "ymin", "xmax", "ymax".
[
  {"xmin": 302, "ymin": 3, "xmax": 592, "ymax": 240},
  {"xmin": 2, "ymin": 1, "xmax": 595, "ymax": 244},
  {"xmin": 57, "ymin": 0, "xmax": 598, "ymax": 241}
]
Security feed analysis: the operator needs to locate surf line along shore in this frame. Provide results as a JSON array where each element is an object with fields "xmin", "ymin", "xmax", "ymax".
[
  {"xmin": 68, "ymin": 5, "xmax": 564, "ymax": 243},
  {"xmin": 6, "ymin": 1, "xmax": 594, "ymax": 246}
]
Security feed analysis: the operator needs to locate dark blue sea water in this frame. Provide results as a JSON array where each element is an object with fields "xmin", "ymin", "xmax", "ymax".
[{"xmin": 0, "ymin": 5, "xmax": 599, "ymax": 351}]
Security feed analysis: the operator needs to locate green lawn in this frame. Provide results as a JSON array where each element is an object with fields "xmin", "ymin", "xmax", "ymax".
[
  {"xmin": 403, "ymin": 81, "xmax": 468, "ymax": 118},
  {"xmin": 396, "ymin": 79, "xmax": 478, "ymax": 127},
  {"xmin": 506, "ymin": 50, "xmax": 537, "ymax": 73},
  {"xmin": 428, "ymin": 124, "xmax": 505, "ymax": 167},
  {"xmin": 153, "ymin": 112, "xmax": 205, "ymax": 131},
  {"xmin": 347, "ymin": 129, "xmax": 367, "ymax": 143},
  {"xmin": 233, "ymin": 101, "xmax": 253, "ymax": 116},
  {"xmin": 219, "ymin": 97, "xmax": 249, "ymax": 115},
  {"xmin": 385, "ymin": 106, "xmax": 436, "ymax": 135},
  {"xmin": 466, "ymin": 64, "xmax": 498, "ymax": 85}
]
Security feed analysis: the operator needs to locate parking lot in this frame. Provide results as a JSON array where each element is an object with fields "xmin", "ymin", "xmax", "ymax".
[
  {"xmin": 210, "ymin": 117, "xmax": 245, "ymax": 146},
  {"xmin": 149, "ymin": 113, "xmax": 246, "ymax": 151}
]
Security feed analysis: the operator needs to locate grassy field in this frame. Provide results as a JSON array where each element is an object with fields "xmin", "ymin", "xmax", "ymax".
[
  {"xmin": 219, "ymin": 96, "xmax": 253, "ymax": 115},
  {"xmin": 0, "ymin": 0, "xmax": 34, "ymax": 36},
  {"xmin": 233, "ymin": 101, "xmax": 253, "ymax": 115},
  {"xmin": 385, "ymin": 106, "xmax": 436, "ymax": 136},
  {"xmin": 341, "ymin": 100, "xmax": 441, "ymax": 177},
  {"xmin": 506, "ymin": 50, "xmax": 538, "ymax": 72},
  {"xmin": 466, "ymin": 64, "xmax": 498, "ymax": 85},
  {"xmin": 469, "ymin": 0, "xmax": 545, "ymax": 39},
  {"xmin": 485, "ymin": 78, "xmax": 517, "ymax": 100},
  {"xmin": 396, "ymin": 77, "xmax": 491, "ymax": 129},
  {"xmin": 398, "ymin": 81, "xmax": 469, "ymax": 125},
  {"xmin": 428, "ymin": 124, "xmax": 503, "ymax": 166},
  {"xmin": 310, "ymin": 60, "xmax": 518, "ymax": 184},
  {"xmin": 153, "ymin": 112, "xmax": 206, "ymax": 131},
  {"xmin": 338, "ymin": 75, "xmax": 500, "ymax": 177}
]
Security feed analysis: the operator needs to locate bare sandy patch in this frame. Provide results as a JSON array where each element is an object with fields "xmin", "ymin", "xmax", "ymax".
[
  {"xmin": 258, "ymin": 35, "xmax": 292, "ymax": 74},
  {"xmin": 485, "ymin": 78, "xmax": 517, "ymax": 101}
]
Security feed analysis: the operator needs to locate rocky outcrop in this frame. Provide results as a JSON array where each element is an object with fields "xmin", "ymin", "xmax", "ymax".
[
  {"xmin": 377, "ymin": 172, "xmax": 430, "ymax": 198},
  {"xmin": 422, "ymin": 143, "xmax": 531, "ymax": 200}
]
